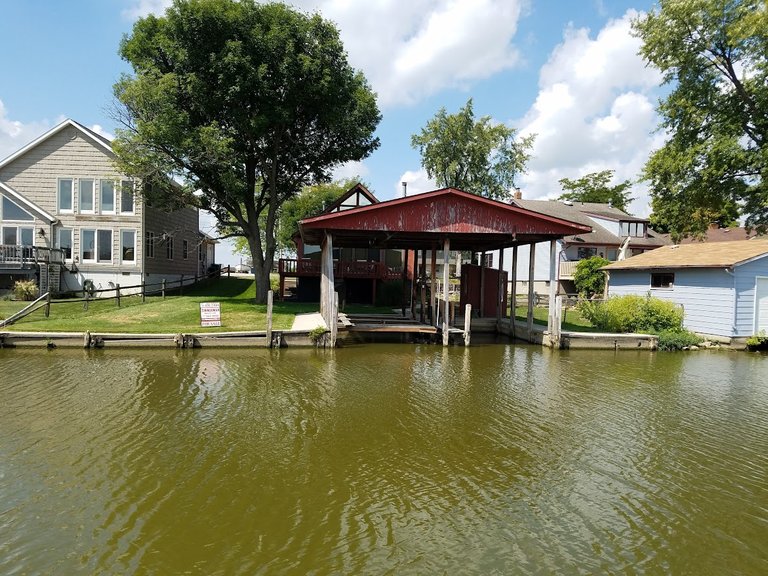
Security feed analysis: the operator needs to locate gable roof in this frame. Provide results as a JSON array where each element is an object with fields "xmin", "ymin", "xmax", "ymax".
[
  {"xmin": 0, "ymin": 118, "xmax": 113, "ymax": 170},
  {"xmin": 322, "ymin": 182, "xmax": 379, "ymax": 213},
  {"xmin": 300, "ymin": 187, "xmax": 592, "ymax": 251},
  {"xmin": 671, "ymin": 226, "xmax": 766, "ymax": 244},
  {"xmin": 603, "ymin": 239, "xmax": 768, "ymax": 270},
  {"xmin": 512, "ymin": 198, "xmax": 667, "ymax": 249},
  {"xmin": 0, "ymin": 181, "xmax": 56, "ymax": 223}
]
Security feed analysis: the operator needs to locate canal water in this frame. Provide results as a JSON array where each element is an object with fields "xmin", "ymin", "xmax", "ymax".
[{"xmin": 1, "ymin": 344, "xmax": 766, "ymax": 574}]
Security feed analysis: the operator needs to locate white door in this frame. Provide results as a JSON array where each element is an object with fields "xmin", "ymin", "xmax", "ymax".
[{"xmin": 756, "ymin": 277, "xmax": 768, "ymax": 332}]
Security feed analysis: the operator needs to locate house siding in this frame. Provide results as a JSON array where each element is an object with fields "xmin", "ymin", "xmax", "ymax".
[
  {"xmin": 608, "ymin": 268, "xmax": 736, "ymax": 337},
  {"xmin": 144, "ymin": 204, "xmax": 201, "ymax": 277},
  {"xmin": 0, "ymin": 121, "xmax": 205, "ymax": 294},
  {"xmin": 733, "ymin": 256, "xmax": 768, "ymax": 336}
]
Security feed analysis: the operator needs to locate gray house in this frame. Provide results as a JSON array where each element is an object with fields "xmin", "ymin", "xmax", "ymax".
[
  {"xmin": 603, "ymin": 240, "xmax": 768, "ymax": 342},
  {"xmin": 499, "ymin": 197, "xmax": 668, "ymax": 294},
  {"xmin": 0, "ymin": 119, "xmax": 213, "ymax": 295}
]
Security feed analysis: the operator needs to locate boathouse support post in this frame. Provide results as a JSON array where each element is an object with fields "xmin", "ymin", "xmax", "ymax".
[
  {"xmin": 401, "ymin": 248, "xmax": 408, "ymax": 318},
  {"xmin": 527, "ymin": 243, "xmax": 536, "ymax": 338},
  {"xmin": 479, "ymin": 251, "xmax": 486, "ymax": 318},
  {"xmin": 420, "ymin": 249, "xmax": 427, "ymax": 324},
  {"xmin": 496, "ymin": 248, "xmax": 504, "ymax": 323},
  {"xmin": 320, "ymin": 232, "xmax": 335, "ymax": 330},
  {"xmin": 442, "ymin": 237, "xmax": 451, "ymax": 346},
  {"xmin": 331, "ymin": 291, "xmax": 338, "ymax": 348},
  {"xmin": 511, "ymin": 245, "xmax": 518, "ymax": 339},
  {"xmin": 547, "ymin": 240, "xmax": 559, "ymax": 346},
  {"xmin": 430, "ymin": 246, "xmax": 437, "ymax": 326},
  {"xmin": 464, "ymin": 303, "xmax": 472, "ymax": 346}
]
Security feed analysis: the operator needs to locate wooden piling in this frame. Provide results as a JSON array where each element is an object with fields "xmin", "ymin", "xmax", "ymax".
[
  {"xmin": 464, "ymin": 303, "xmax": 472, "ymax": 346},
  {"xmin": 266, "ymin": 290, "xmax": 273, "ymax": 348}
]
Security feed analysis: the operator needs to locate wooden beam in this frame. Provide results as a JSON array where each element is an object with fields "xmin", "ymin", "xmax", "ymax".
[
  {"xmin": 511, "ymin": 245, "xmax": 518, "ymax": 339},
  {"xmin": 479, "ymin": 251, "xmax": 486, "ymax": 318},
  {"xmin": 430, "ymin": 246, "xmax": 437, "ymax": 326},
  {"xmin": 527, "ymin": 243, "xmax": 536, "ymax": 337},
  {"xmin": 320, "ymin": 232, "xmax": 334, "ymax": 329},
  {"xmin": 496, "ymin": 248, "xmax": 504, "ymax": 322},
  {"xmin": 548, "ymin": 239, "xmax": 558, "ymax": 341},
  {"xmin": 443, "ymin": 237, "xmax": 451, "ymax": 346}
]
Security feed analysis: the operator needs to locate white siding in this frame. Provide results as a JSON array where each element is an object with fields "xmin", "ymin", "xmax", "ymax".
[
  {"xmin": 589, "ymin": 216, "xmax": 620, "ymax": 236},
  {"xmin": 733, "ymin": 256, "xmax": 768, "ymax": 336},
  {"xmin": 608, "ymin": 268, "xmax": 736, "ymax": 338}
]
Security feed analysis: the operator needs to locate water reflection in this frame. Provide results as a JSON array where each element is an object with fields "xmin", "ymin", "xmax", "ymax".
[{"xmin": 0, "ymin": 346, "xmax": 766, "ymax": 574}]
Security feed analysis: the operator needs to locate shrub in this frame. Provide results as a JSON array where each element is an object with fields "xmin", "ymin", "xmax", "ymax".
[
  {"xmin": 13, "ymin": 279, "xmax": 39, "ymax": 301},
  {"xmin": 578, "ymin": 294, "xmax": 684, "ymax": 333},
  {"xmin": 573, "ymin": 256, "xmax": 610, "ymax": 297},
  {"xmin": 657, "ymin": 329, "xmax": 702, "ymax": 351},
  {"xmin": 746, "ymin": 331, "xmax": 768, "ymax": 351}
]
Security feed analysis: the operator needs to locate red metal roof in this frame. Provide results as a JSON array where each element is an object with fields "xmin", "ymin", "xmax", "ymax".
[{"xmin": 299, "ymin": 187, "xmax": 592, "ymax": 251}]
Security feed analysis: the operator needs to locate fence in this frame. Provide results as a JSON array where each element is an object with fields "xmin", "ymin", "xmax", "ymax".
[{"xmin": 1, "ymin": 269, "xmax": 221, "ymax": 326}]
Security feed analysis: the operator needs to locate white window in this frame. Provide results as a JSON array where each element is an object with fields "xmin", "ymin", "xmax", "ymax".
[
  {"xmin": 120, "ymin": 180, "xmax": 135, "ymax": 214},
  {"xmin": 166, "ymin": 235, "xmax": 174, "ymax": 259},
  {"xmin": 58, "ymin": 178, "xmax": 73, "ymax": 213},
  {"xmin": 20, "ymin": 227, "xmax": 33, "ymax": 246},
  {"xmin": 80, "ymin": 229, "xmax": 112, "ymax": 263},
  {"xmin": 57, "ymin": 228, "xmax": 73, "ymax": 260},
  {"xmin": 100, "ymin": 181, "xmax": 115, "ymax": 213},
  {"xmin": 146, "ymin": 231, "xmax": 155, "ymax": 258},
  {"xmin": 79, "ymin": 179, "xmax": 95, "ymax": 213},
  {"xmin": 183, "ymin": 239, "xmax": 189, "ymax": 259},
  {"xmin": 81, "ymin": 229, "xmax": 96, "ymax": 261},
  {"xmin": 1, "ymin": 226, "xmax": 34, "ymax": 245},
  {"xmin": 121, "ymin": 230, "xmax": 136, "ymax": 263},
  {"xmin": 98, "ymin": 230, "xmax": 112, "ymax": 262},
  {"xmin": 2, "ymin": 195, "xmax": 34, "ymax": 221}
]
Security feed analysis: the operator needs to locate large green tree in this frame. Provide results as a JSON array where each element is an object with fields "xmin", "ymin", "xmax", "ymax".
[
  {"xmin": 633, "ymin": 0, "xmax": 767, "ymax": 240},
  {"xmin": 113, "ymin": 0, "xmax": 381, "ymax": 302},
  {"xmin": 558, "ymin": 170, "xmax": 633, "ymax": 212},
  {"xmin": 410, "ymin": 98, "xmax": 535, "ymax": 200}
]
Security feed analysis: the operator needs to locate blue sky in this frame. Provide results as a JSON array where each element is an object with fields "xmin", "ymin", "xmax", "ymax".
[{"xmin": 0, "ymin": 0, "xmax": 664, "ymax": 264}]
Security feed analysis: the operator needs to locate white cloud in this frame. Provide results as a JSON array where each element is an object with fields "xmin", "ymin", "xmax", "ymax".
[
  {"xmin": 123, "ymin": 0, "xmax": 526, "ymax": 108},
  {"xmin": 332, "ymin": 160, "xmax": 369, "ymax": 183},
  {"xmin": 0, "ymin": 101, "xmax": 55, "ymax": 162},
  {"xmin": 89, "ymin": 124, "xmax": 115, "ymax": 140},
  {"xmin": 517, "ymin": 11, "xmax": 665, "ymax": 216},
  {"xmin": 122, "ymin": 0, "xmax": 172, "ymax": 20},
  {"xmin": 397, "ymin": 168, "xmax": 436, "ymax": 197}
]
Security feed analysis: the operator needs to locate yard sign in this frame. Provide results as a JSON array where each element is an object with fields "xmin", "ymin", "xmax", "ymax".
[{"xmin": 200, "ymin": 302, "xmax": 221, "ymax": 327}]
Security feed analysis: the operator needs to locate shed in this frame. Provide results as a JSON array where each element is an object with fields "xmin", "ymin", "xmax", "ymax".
[
  {"xmin": 299, "ymin": 187, "xmax": 591, "ymax": 345},
  {"xmin": 603, "ymin": 240, "xmax": 768, "ymax": 341}
]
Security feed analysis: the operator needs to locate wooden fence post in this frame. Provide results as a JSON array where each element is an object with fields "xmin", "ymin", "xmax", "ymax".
[
  {"xmin": 116, "ymin": 284, "xmax": 121, "ymax": 307},
  {"xmin": 84, "ymin": 291, "xmax": 89, "ymax": 311},
  {"xmin": 142, "ymin": 281, "xmax": 146, "ymax": 303},
  {"xmin": 266, "ymin": 290, "xmax": 273, "ymax": 348},
  {"xmin": 44, "ymin": 292, "xmax": 51, "ymax": 318},
  {"xmin": 162, "ymin": 279, "xmax": 166, "ymax": 299}
]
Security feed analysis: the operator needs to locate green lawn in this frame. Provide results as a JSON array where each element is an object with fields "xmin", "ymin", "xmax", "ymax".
[
  {"xmin": 513, "ymin": 305, "xmax": 598, "ymax": 332},
  {"xmin": 1, "ymin": 277, "xmax": 393, "ymax": 333}
]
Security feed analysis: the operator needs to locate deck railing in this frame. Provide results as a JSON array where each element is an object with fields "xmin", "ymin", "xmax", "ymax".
[
  {"xmin": 559, "ymin": 260, "xmax": 579, "ymax": 279},
  {"xmin": 279, "ymin": 258, "xmax": 402, "ymax": 281},
  {"xmin": 0, "ymin": 245, "xmax": 66, "ymax": 268}
]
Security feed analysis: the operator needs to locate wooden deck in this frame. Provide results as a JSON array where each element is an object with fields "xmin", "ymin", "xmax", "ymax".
[{"xmin": 341, "ymin": 313, "xmax": 438, "ymax": 334}]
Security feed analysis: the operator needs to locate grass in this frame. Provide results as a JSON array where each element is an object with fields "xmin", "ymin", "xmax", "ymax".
[
  {"xmin": 1, "ymin": 276, "xmax": 394, "ymax": 333},
  {"xmin": 512, "ymin": 305, "xmax": 598, "ymax": 332}
]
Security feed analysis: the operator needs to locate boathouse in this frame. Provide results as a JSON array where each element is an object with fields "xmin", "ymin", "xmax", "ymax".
[{"xmin": 297, "ymin": 187, "xmax": 591, "ymax": 346}]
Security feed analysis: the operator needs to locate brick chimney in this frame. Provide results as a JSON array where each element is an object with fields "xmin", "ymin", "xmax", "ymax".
[{"xmin": 513, "ymin": 188, "xmax": 522, "ymax": 200}]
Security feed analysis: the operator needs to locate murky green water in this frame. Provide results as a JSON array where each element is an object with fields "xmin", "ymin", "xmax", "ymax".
[{"xmin": 1, "ymin": 344, "xmax": 767, "ymax": 574}]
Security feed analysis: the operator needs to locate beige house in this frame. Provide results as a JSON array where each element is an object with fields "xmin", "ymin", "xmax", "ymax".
[{"xmin": 0, "ymin": 119, "xmax": 214, "ymax": 295}]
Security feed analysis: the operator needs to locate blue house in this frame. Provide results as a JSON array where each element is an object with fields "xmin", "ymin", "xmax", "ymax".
[{"xmin": 603, "ymin": 240, "xmax": 768, "ymax": 343}]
